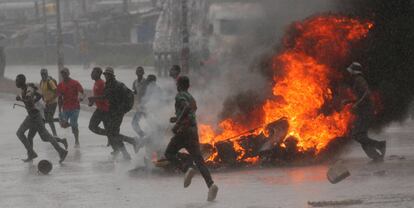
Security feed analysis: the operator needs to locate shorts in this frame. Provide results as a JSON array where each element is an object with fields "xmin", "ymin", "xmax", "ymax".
[{"xmin": 60, "ymin": 109, "xmax": 80, "ymax": 128}]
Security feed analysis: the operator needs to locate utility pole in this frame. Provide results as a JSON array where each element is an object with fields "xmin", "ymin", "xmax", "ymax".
[
  {"xmin": 42, "ymin": 0, "xmax": 48, "ymax": 65},
  {"xmin": 35, "ymin": 1, "xmax": 40, "ymax": 21},
  {"xmin": 181, "ymin": 0, "xmax": 190, "ymax": 74},
  {"xmin": 123, "ymin": 0, "xmax": 129, "ymax": 13},
  {"xmin": 81, "ymin": 0, "xmax": 87, "ymax": 16},
  {"xmin": 56, "ymin": 0, "xmax": 64, "ymax": 81}
]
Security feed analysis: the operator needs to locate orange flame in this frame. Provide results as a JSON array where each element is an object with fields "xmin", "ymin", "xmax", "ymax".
[{"xmin": 200, "ymin": 15, "xmax": 373, "ymax": 163}]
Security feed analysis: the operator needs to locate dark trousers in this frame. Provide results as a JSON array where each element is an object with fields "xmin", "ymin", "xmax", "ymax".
[
  {"xmin": 44, "ymin": 102, "xmax": 58, "ymax": 136},
  {"xmin": 16, "ymin": 112, "xmax": 64, "ymax": 155},
  {"xmin": 165, "ymin": 126, "xmax": 214, "ymax": 188},
  {"xmin": 89, "ymin": 109, "xmax": 109, "ymax": 136},
  {"xmin": 352, "ymin": 107, "xmax": 383, "ymax": 160},
  {"xmin": 106, "ymin": 111, "xmax": 136, "ymax": 149},
  {"xmin": 89, "ymin": 109, "xmax": 112, "ymax": 148}
]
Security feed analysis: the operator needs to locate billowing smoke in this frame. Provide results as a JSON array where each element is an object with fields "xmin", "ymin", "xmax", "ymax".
[
  {"xmin": 200, "ymin": 0, "xmax": 337, "ymax": 128},
  {"xmin": 202, "ymin": 0, "xmax": 414, "ymax": 133},
  {"xmin": 336, "ymin": 0, "xmax": 414, "ymax": 129}
]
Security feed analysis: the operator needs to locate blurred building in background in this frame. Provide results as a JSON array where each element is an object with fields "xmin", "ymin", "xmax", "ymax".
[{"xmin": 0, "ymin": 0, "xmax": 266, "ymax": 70}]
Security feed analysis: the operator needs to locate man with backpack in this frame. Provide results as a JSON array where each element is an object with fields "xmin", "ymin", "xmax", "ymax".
[
  {"xmin": 39, "ymin": 68, "xmax": 58, "ymax": 136},
  {"xmin": 88, "ymin": 67, "xmax": 139, "ymax": 160}
]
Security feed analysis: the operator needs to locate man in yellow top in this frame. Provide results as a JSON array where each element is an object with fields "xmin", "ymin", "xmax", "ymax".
[{"xmin": 39, "ymin": 68, "xmax": 58, "ymax": 136}]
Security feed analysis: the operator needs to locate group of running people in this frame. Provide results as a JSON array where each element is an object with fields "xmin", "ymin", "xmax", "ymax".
[{"xmin": 14, "ymin": 65, "xmax": 218, "ymax": 201}]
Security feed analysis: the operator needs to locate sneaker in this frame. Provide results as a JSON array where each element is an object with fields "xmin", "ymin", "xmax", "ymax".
[
  {"xmin": 207, "ymin": 184, "xmax": 218, "ymax": 202},
  {"xmin": 184, "ymin": 168, "xmax": 196, "ymax": 188},
  {"xmin": 59, "ymin": 150, "xmax": 68, "ymax": 163}
]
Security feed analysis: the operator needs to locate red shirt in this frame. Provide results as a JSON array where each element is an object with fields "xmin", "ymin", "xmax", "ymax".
[
  {"xmin": 57, "ymin": 79, "xmax": 84, "ymax": 111},
  {"xmin": 93, "ymin": 79, "xmax": 109, "ymax": 112}
]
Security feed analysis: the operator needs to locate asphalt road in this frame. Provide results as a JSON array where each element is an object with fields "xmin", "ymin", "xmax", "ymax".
[{"xmin": 0, "ymin": 92, "xmax": 413, "ymax": 208}]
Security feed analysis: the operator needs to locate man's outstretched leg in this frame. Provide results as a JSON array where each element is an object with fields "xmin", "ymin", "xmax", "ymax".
[
  {"xmin": 89, "ymin": 109, "xmax": 107, "ymax": 136},
  {"xmin": 354, "ymin": 132, "xmax": 385, "ymax": 162},
  {"xmin": 164, "ymin": 135, "xmax": 186, "ymax": 172},
  {"xmin": 45, "ymin": 103, "xmax": 58, "ymax": 136},
  {"xmin": 131, "ymin": 112, "xmax": 145, "ymax": 137},
  {"xmin": 68, "ymin": 110, "xmax": 80, "ymax": 148},
  {"xmin": 107, "ymin": 113, "xmax": 131, "ymax": 160},
  {"xmin": 27, "ymin": 127, "xmax": 37, "ymax": 152},
  {"xmin": 184, "ymin": 128, "xmax": 218, "ymax": 201},
  {"xmin": 16, "ymin": 116, "xmax": 37, "ymax": 162},
  {"xmin": 119, "ymin": 134, "xmax": 142, "ymax": 153},
  {"xmin": 34, "ymin": 113, "xmax": 68, "ymax": 163},
  {"xmin": 72, "ymin": 126, "xmax": 80, "ymax": 147}
]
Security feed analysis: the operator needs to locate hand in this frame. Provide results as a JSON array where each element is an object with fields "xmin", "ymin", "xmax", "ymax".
[
  {"xmin": 170, "ymin": 117, "xmax": 177, "ymax": 123},
  {"xmin": 16, "ymin": 96, "xmax": 21, "ymax": 101}
]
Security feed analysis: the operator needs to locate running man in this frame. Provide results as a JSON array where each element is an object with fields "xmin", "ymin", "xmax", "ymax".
[
  {"xmin": 165, "ymin": 76, "xmax": 218, "ymax": 201},
  {"xmin": 131, "ymin": 66, "xmax": 147, "ymax": 137},
  {"xmin": 88, "ymin": 67, "xmax": 112, "ymax": 150},
  {"xmin": 39, "ymin": 68, "xmax": 58, "ymax": 136},
  {"xmin": 345, "ymin": 62, "xmax": 386, "ymax": 161},
  {"xmin": 15, "ymin": 74, "xmax": 68, "ymax": 163},
  {"xmin": 89, "ymin": 67, "xmax": 139, "ymax": 160},
  {"xmin": 57, "ymin": 67, "xmax": 85, "ymax": 148}
]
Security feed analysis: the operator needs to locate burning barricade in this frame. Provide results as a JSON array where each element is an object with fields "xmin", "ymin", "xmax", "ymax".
[
  {"xmin": 154, "ymin": 14, "xmax": 375, "ymax": 169},
  {"xmin": 197, "ymin": 14, "xmax": 374, "ymax": 167}
]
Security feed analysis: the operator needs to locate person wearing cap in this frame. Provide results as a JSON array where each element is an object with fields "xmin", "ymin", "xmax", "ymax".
[
  {"xmin": 89, "ymin": 67, "xmax": 139, "ymax": 160},
  {"xmin": 39, "ymin": 68, "xmax": 59, "ymax": 136},
  {"xmin": 57, "ymin": 67, "xmax": 85, "ymax": 148},
  {"xmin": 131, "ymin": 66, "xmax": 147, "ymax": 137},
  {"xmin": 344, "ymin": 62, "xmax": 386, "ymax": 162}
]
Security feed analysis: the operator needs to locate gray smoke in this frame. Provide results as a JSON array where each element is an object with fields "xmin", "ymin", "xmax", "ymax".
[{"xmin": 193, "ymin": 0, "xmax": 337, "ymax": 129}]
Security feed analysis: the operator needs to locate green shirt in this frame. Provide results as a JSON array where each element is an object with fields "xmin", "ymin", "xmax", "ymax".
[{"xmin": 175, "ymin": 91, "xmax": 197, "ymax": 126}]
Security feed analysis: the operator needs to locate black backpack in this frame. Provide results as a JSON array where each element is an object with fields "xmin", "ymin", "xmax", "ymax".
[{"xmin": 120, "ymin": 83, "xmax": 135, "ymax": 113}]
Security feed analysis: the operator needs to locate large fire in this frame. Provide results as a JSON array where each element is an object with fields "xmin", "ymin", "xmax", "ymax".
[{"xmin": 200, "ymin": 15, "xmax": 373, "ymax": 164}]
